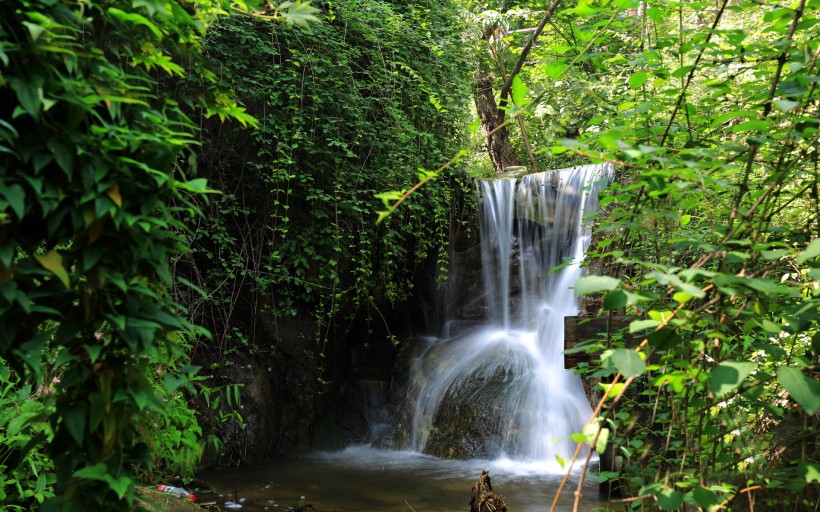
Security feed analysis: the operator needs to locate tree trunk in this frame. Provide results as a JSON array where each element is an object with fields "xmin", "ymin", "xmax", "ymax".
[
  {"xmin": 474, "ymin": 1, "xmax": 562, "ymax": 174},
  {"xmin": 474, "ymin": 73, "xmax": 520, "ymax": 174}
]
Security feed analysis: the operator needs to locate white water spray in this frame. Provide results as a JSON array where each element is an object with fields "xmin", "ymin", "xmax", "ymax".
[{"xmin": 405, "ymin": 163, "xmax": 612, "ymax": 467}]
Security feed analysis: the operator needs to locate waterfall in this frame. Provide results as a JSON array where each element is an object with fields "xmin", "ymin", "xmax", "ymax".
[{"xmin": 403, "ymin": 163, "xmax": 612, "ymax": 465}]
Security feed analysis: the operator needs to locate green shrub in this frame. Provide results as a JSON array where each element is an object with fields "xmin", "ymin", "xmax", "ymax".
[{"xmin": 0, "ymin": 362, "xmax": 56, "ymax": 509}]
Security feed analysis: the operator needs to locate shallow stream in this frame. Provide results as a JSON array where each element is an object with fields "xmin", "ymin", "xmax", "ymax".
[{"xmin": 198, "ymin": 446, "xmax": 609, "ymax": 512}]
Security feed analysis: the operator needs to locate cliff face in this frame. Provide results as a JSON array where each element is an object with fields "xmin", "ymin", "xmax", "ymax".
[{"xmin": 172, "ymin": 0, "xmax": 472, "ymax": 466}]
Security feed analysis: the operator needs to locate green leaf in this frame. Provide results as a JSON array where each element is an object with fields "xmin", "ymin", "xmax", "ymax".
[
  {"xmin": 709, "ymin": 110, "xmax": 756, "ymax": 129},
  {"xmin": 600, "ymin": 381, "xmax": 625, "ymax": 399},
  {"xmin": 758, "ymin": 318, "xmax": 782, "ymax": 333},
  {"xmin": 732, "ymin": 119, "xmax": 772, "ymax": 133},
  {"xmin": 774, "ymin": 99, "xmax": 798, "ymax": 112},
  {"xmin": 610, "ymin": 348, "xmax": 646, "ymax": 378},
  {"xmin": 280, "ymin": 1, "xmax": 321, "ymax": 27},
  {"xmin": 0, "ymin": 184, "xmax": 25, "ymax": 219},
  {"xmin": 108, "ymin": 7, "xmax": 162, "ymax": 39},
  {"xmin": 73, "ymin": 463, "xmax": 109, "ymax": 480},
  {"xmin": 671, "ymin": 65, "xmax": 694, "ymax": 78},
  {"xmin": 710, "ymin": 360, "xmax": 755, "ymax": 398},
  {"xmin": 630, "ymin": 319, "xmax": 660, "ymax": 332},
  {"xmin": 796, "ymin": 238, "xmax": 820, "ymax": 264},
  {"xmin": 8, "ymin": 76, "xmax": 43, "ymax": 118},
  {"xmin": 573, "ymin": 276, "xmax": 620, "ymax": 296},
  {"xmin": 761, "ymin": 249, "xmax": 789, "ymax": 260},
  {"xmin": 83, "ymin": 345, "xmax": 103, "ymax": 364},
  {"xmin": 545, "ymin": 60, "xmax": 567, "ymax": 79},
  {"xmin": 777, "ymin": 366, "xmax": 820, "ymax": 414},
  {"xmin": 37, "ymin": 250, "xmax": 70, "ymax": 288},
  {"xmin": 646, "ymin": 327, "xmax": 681, "ymax": 350},
  {"xmin": 604, "ymin": 289, "xmax": 628, "ymax": 309},
  {"xmin": 107, "ymin": 475, "xmax": 132, "ymax": 499},
  {"xmin": 376, "ymin": 210, "xmax": 392, "ymax": 224},
  {"xmin": 583, "ymin": 422, "xmax": 609, "ymax": 453},
  {"xmin": 680, "ymin": 214, "xmax": 691, "ymax": 226},
  {"xmin": 693, "ymin": 487, "xmax": 720, "ymax": 509},
  {"xmin": 374, "ymin": 190, "xmax": 404, "ymax": 207},
  {"xmin": 176, "ymin": 178, "xmax": 217, "ymax": 194},
  {"xmin": 163, "ymin": 373, "xmax": 188, "ymax": 394},
  {"xmin": 656, "ymin": 489, "xmax": 684, "ymax": 510},
  {"xmin": 63, "ymin": 403, "xmax": 87, "ymax": 445},
  {"xmin": 73, "ymin": 464, "xmax": 132, "ymax": 499},
  {"xmin": 511, "ymin": 75, "xmax": 529, "ymax": 106},
  {"xmin": 47, "ymin": 138, "xmax": 74, "ymax": 174},
  {"xmin": 22, "ymin": 21, "xmax": 46, "ymax": 42},
  {"xmin": 796, "ymin": 462, "xmax": 820, "ymax": 483},
  {"xmin": 629, "ymin": 71, "xmax": 647, "ymax": 89},
  {"xmin": 672, "ymin": 291, "xmax": 693, "ymax": 303}
]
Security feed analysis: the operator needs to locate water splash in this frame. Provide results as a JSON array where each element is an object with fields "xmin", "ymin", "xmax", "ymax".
[{"xmin": 406, "ymin": 163, "xmax": 613, "ymax": 466}]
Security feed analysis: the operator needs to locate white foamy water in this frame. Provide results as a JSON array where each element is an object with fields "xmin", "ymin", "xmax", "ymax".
[{"xmin": 406, "ymin": 163, "xmax": 613, "ymax": 465}]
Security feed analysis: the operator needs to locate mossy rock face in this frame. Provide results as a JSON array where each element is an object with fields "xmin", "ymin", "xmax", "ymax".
[{"xmin": 136, "ymin": 487, "xmax": 202, "ymax": 512}]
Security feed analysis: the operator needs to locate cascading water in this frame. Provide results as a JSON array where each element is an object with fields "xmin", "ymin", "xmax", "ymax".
[{"xmin": 402, "ymin": 163, "xmax": 613, "ymax": 466}]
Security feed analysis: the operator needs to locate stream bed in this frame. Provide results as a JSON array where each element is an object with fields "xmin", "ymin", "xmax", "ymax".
[{"xmin": 198, "ymin": 446, "xmax": 609, "ymax": 512}]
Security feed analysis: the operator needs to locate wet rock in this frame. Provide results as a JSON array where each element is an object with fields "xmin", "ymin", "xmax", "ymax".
[{"xmin": 420, "ymin": 352, "xmax": 515, "ymax": 459}]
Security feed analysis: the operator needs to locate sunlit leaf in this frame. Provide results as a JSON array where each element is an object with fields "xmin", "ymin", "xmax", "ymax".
[
  {"xmin": 511, "ymin": 75, "xmax": 529, "ymax": 106},
  {"xmin": 583, "ymin": 422, "xmax": 610, "ymax": 453},
  {"xmin": 545, "ymin": 60, "xmax": 567, "ymax": 78},
  {"xmin": 574, "ymin": 275, "xmax": 620, "ymax": 296},
  {"xmin": 609, "ymin": 348, "xmax": 646, "ymax": 378},
  {"xmin": 629, "ymin": 71, "xmax": 647, "ymax": 89},
  {"xmin": 37, "ymin": 250, "xmax": 70, "ymax": 288},
  {"xmin": 778, "ymin": 367, "xmax": 820, "ymax": 414},
  {"xmin": 710, "ymin": 360, "xmax": 755, "ymax": 398},
  {"xmin": 108, "ymin": 8, "xmax": 162, "ymax": 39},
  {"xmin": 280, "ymin": 1, "xmax": 320, "ymax": 27}
]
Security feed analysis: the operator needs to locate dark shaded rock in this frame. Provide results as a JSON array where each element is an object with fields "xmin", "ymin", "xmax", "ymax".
[
  {"xmin": 225, "ymin": 358, "xmax": 277, "ymax": 458},
  {"xmin": 423, "ymin": 366, "xmax": 510, "ymax": 459}
]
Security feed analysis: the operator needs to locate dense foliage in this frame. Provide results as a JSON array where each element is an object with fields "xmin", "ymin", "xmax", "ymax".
[
  {"xmin": 176, "ymin": 0, "xmax": 471, "ymax": 388},
  {"xmin": 382, "ymin": 0, "xmax": 818, "ymax": 509},
  {"xmin": 3, "ymin": 0, "xmax": 817, "ymax": 509},
  {"xmin": 0, "ymin": 0, "xmax": 313, "ymax": 509},
  {"xmin": 566, "ymin": 0, "xmax": 820, "ymax": 503}
]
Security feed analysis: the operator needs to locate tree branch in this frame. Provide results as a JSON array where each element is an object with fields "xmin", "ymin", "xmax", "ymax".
[{"xmin": 498, "ymin": 0, "xmax": 563, "ymax": 104}]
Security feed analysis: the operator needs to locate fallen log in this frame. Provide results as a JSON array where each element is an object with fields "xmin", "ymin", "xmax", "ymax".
[{"xmin": 469, "ymin": 470, "xmax": 508, "ymax": 512}]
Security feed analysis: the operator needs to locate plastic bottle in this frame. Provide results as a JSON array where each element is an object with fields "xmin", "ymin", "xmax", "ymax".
[{"xmin": 156, "ymin": 484, "xmax": 196, "ymax": 502}]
